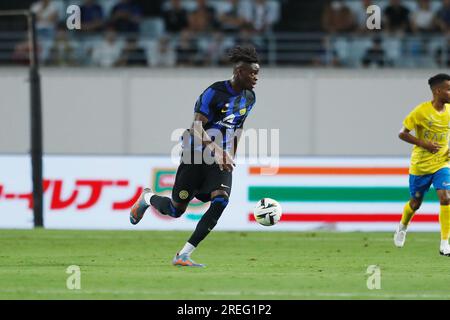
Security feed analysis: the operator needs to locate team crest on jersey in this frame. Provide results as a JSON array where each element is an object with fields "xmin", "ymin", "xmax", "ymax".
[
  {"xmin": 239, "ymin": 108, "xmax": 246, "ymax": 115},
  {"xmin": 179, "ymin": 190, "xmax": 189, "ymax": 200}
]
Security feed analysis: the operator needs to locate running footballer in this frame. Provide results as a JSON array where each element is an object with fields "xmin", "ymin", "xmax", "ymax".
[
  {"xmin": 129, "ymin": 45, "xmax": 260, "ymax": 267},
  {"xmin": 394, "ymin": 73, "xmax": 450, "ymax": 256}
]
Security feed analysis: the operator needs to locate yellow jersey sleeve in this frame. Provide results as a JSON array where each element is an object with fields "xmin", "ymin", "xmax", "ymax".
[{"xmin": 403, "ymin": 108, "xmax": 418, "ymax": 131}]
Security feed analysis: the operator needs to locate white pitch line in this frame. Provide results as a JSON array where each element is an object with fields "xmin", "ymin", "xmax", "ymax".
[{"xmin": 0, "ymin": 288, "xmax": 449, "ymax": 299}]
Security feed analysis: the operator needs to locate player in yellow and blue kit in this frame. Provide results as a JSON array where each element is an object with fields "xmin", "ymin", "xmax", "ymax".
[{"xmin": 394, "ymin": 73, "xmax": 450, "ymax": 256}]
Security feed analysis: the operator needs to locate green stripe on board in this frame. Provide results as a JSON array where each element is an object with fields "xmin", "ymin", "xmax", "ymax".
[{"xmin": 248, "ymin": 186, "xmax": 439, "ymax": 202}]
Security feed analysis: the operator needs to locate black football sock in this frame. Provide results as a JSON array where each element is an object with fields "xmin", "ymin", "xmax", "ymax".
[
  {"xmin": 150, "ymin": 195, "xmax": 184, "ymax": 218},
  {"xmin": 188, "ymin": 195, "xmax": 229, "ymax": 247}
]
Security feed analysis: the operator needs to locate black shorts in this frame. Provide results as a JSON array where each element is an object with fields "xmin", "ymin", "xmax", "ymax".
[{"xmin": 172, "ymin": 161, "xmax": 232, "ymax": 203}]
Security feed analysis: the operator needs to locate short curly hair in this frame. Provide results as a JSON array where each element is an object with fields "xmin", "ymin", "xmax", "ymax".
[
  {"xmin": 228, "ymin": 45, "xmax": 259, "ymax": 64},
  {"xmin": 428, "ymin": 73, "xmax": 450, "ymax": 89}
]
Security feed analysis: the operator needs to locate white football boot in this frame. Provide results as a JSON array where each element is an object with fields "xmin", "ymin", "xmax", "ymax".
[
  {"xmin": 439, "ymin": 241, "xmax": 450, "ymax": 257},
  {"xmin": 393, "ymin": 225, "xmax": 407, "ymax": 248}
]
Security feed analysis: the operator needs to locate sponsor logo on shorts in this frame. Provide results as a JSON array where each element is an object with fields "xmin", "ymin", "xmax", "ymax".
[
  {"xmin": 220, "ymin": 184, "xmax": 230, "ymax": 189},
  {"xmin": 179, "ymin": 190, "xmax": 189, "ymax": 200},
  {"xmin": 415, "ymin": 191, "xmax": 422, "ymax": 198},
  {"xmin": 443, "ymin": 182, "xmax": 450, "ymax": 187}
]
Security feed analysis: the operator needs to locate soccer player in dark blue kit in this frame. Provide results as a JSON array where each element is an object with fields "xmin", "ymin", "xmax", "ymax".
[{"xmin": 129, "ymin": 45, "xmax": 260, "ymax": 267}]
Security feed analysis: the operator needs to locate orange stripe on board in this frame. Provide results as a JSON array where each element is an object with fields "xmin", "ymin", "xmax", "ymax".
[{"xmin": 249, "ymin": 167, "xmax": 409, "ymax": 176}]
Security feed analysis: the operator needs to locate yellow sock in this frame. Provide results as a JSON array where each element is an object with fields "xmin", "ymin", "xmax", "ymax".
[
  {"xmin": 401, "ymin": 202, "xmax": 415, "ymax": 226},
  {"xmin": 439, "ymin": 205, "xmax": 450, "ymax": 241}
]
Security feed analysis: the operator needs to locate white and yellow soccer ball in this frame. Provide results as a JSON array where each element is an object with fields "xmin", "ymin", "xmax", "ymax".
[{"xmin": 253, "ymin": 198, "xmax": 282, "ymax": 226}]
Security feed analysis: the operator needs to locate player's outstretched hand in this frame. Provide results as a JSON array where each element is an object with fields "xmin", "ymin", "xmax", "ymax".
[{"xmin": 421, "ymin": 141, "xmax": 440, "ymax": 154}]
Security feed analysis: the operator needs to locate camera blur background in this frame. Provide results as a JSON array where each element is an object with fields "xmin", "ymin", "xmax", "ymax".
[
  {"xmin": 1, "ymin": 0, "xmax": 450, "ymax": 68},
  {"xmin": 2, "ymin": 1, "xmax": 450, "ymax": 300},
  {"xmin": 1, "ymin": 0, "xmax": 449, "ymax": 157}
]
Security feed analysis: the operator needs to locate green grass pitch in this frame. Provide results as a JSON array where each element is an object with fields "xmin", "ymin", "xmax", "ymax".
[{"xmin": 1, "ymin": 229, "xmax": 450, "ymax": 300}]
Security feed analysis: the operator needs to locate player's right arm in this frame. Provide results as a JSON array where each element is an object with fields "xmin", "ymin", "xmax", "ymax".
[
  {"xmin": 398, "ymin": 127, "xmax": 440, "ymax": 154},
  {"xmin": 192, "ymin": 87, "xmax": 235, "ymax": 171},
  {"xmin": 399, "ymin": 106, "xmax": 441, "ymax": 154},
  {"xmin": 191, "ymin": 112, "xmax": 235, "ymax": 172}
]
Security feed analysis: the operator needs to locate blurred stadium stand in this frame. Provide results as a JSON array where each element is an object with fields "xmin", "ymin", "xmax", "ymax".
[{"xmin": 0, "ymin": 0, "xmax": 449, "ymax": 68}]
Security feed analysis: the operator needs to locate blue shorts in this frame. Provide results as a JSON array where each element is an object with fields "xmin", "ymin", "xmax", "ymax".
[{"xmin": 409, "ymin": 167, "xmax": 450, "ymax": 199}]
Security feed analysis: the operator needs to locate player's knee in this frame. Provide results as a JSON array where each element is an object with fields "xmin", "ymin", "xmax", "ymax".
[
  {"xmin": 169, "ymin": 201, "xmax": 186, "ymax": 218},
  {"xmin": 410, "ymin": 199, "xmax": 422, "ymax": 211},
  {"xmin": 437, "ymin": 190, "xmax": 450, "ymax": 206},
  {"xmin": 211, "ymin": 190, "xmax": 229, "ymax": 200},
  {"xmin": 211, "ymin": 191, "xmax": 229, "ymax": 209}
]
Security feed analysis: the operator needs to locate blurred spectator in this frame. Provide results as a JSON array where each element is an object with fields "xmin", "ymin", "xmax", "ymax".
[
  {"xmin": 362, "ymin": 36, "xmax": 388, "ymax": 67},
  {"xmin": 30, "ymin": 0, "xmax": 60, "ymax": 38},
  {"xmin": 383, "ymin": 0, "xmax": 411, "ymax": 34},
  {"xmin": 321, "ymin": 0, "xmax": 356, "ymax": 34},
  {"xmin": 117, "ymin": 36, "xmax": 147, "ymax": 66},
  {"xmin": 139, "ymin": 0, "xmax": 164, "ymax": 16},
  {"xmin": 436, "ymin": 0, "xmax": 450, "ymax": 33},
  {"xmin": 352, "ymin": 0, "xmax": 375, "ymax": 32},
  {"xmin": 162, "ymin": 0, "xmax": 189, "ymax": 33},
  {"xmin": 200, "ymin": 32, "xmax": 234, "ymax": 66},
  {"xmin": 435, "ymin": 37, "xmax": 450, "ymax": 66},
  {"xmin": 110, "ymin": 0, "xmax": 143, "ymax": 34},
  {"xmin": 80, "ymin": 0, "xmax": 104, "ymax": 33},
  {"xmin": 91, "ymin": 28, "xmax": 123, "ymax": 67},
  {"xmin": 410, "ymin": 0, "xmax": 436, "ymax": 33},
  {"xmin": 218, "ymin": 0, "xmax": 246, "ymax": 33},
  {"xmin": 188, "ymin": 0, "xmax": 219, "ymax": 33},
  {"xmin": 176, "ymin": 30, "xmax": 200, "ymax": 66},
  {"xmin": 235, "ymin": 22, "xmax": 259, "ymax": 48},
  {"xmin": 47, "ymin": 24, "xmax": 78, "ymax": 66},
  {"xmin": 234, "ymin": 22, "xmax": 267, "ymax": 63},
  {"xmin": 242, "ymin": 0, "xmax": 279, "ymax": 34},
  {"xmin": 11, "ymin": 36, "xmax": 42, "ymax": 65},
  {"xmin": 148, "ymin": 36, "xmax": 177, "ymax": 67},
  {"xmin": 311, "ymin": 37, "xmax": 341, "ymax": 67}
]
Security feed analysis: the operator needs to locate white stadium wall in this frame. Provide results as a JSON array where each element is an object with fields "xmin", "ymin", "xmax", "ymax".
[
  {"xmin": 0, "ymin": 154, "xmax": 442, "ymax": 232},
  {"xmin": 0, "ymin": 67, "xmax": 440, "ymax": 156}
]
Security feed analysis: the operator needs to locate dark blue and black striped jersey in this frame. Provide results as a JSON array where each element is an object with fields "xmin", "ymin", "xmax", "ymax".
[{"xmin": 191, "ymin": 80, "xmax": 256, "ymax": 152}]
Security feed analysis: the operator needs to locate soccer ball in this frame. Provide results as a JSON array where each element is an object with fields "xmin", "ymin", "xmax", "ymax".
[{"xmin": 253, "ymin": 198, "xmax": 282, "ymax": 226}]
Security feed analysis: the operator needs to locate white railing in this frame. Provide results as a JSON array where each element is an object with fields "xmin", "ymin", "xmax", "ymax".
[{"xmin": 0, "ymin": 31, "xmax": 449, "ymax": 68}]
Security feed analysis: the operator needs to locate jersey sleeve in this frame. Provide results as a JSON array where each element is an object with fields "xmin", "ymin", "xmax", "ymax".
[
  {"xmin": 194, "ymin": 88, "xmax": 217, "ymax": 120},
  {"xmin": 403, "ymin": 108, "xmax": 417, "ymax": 131}
]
